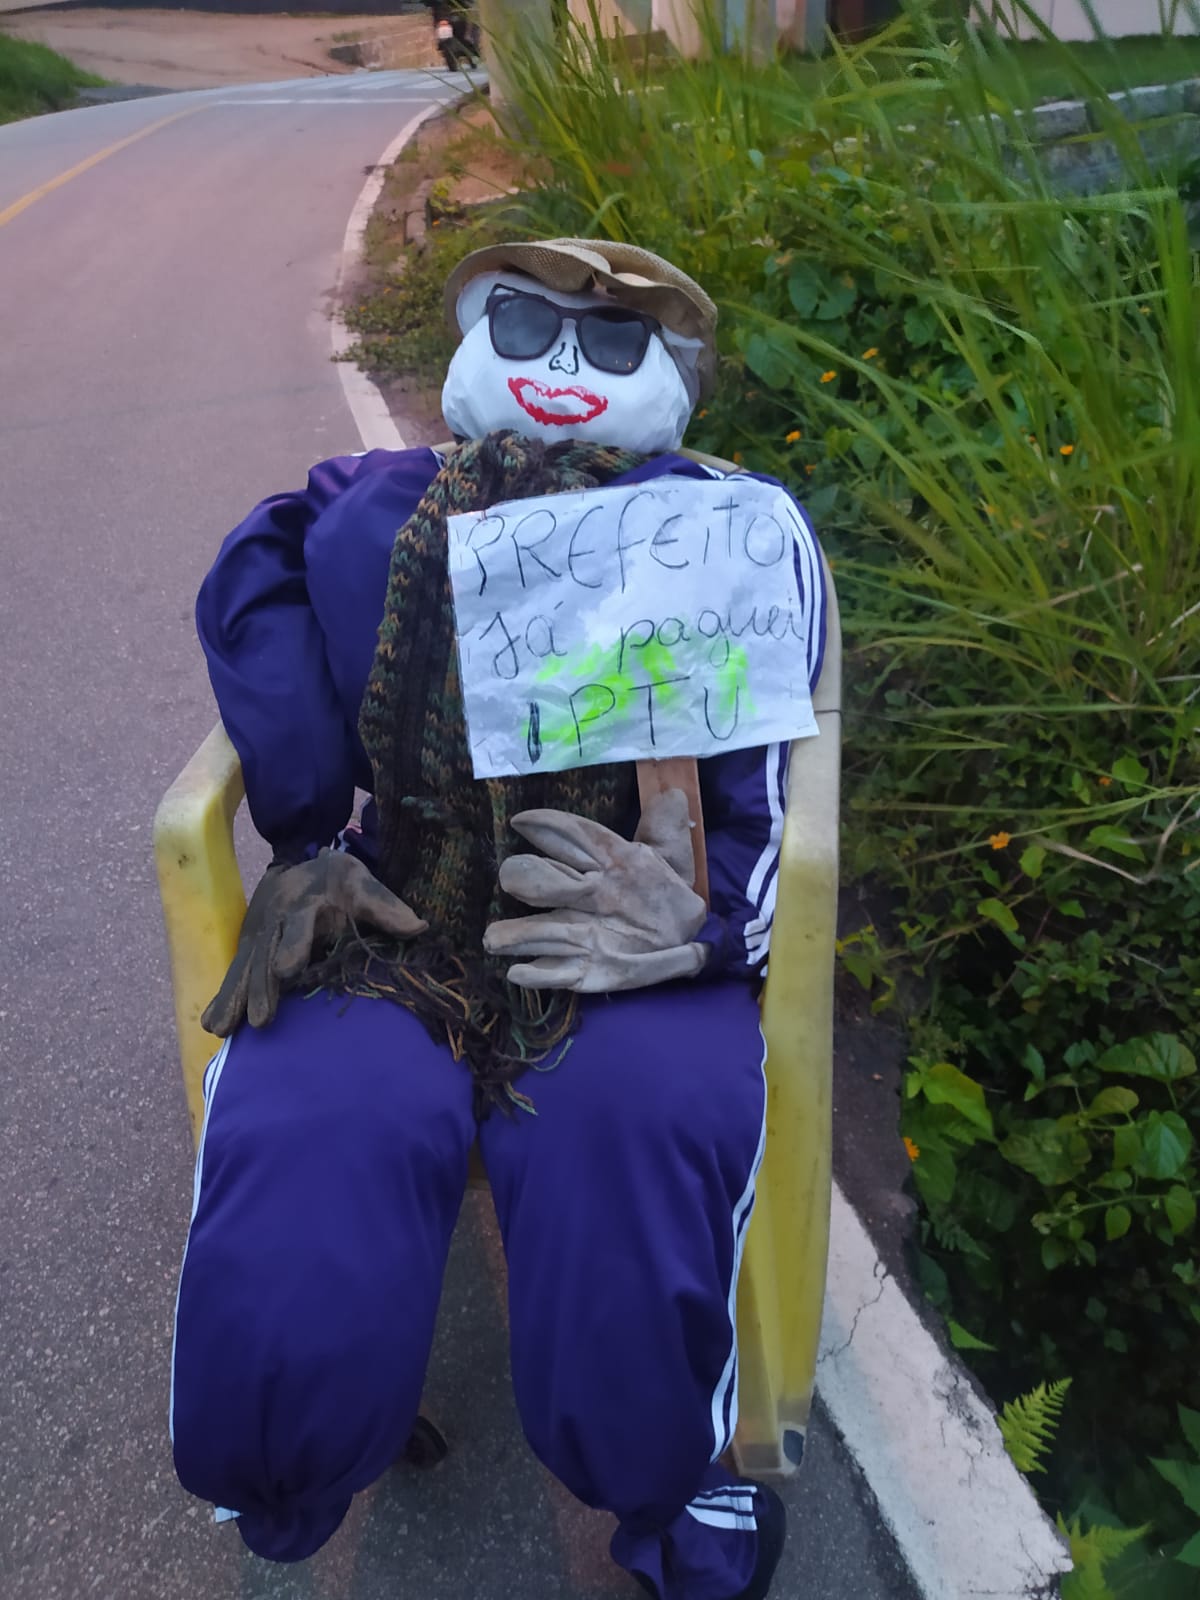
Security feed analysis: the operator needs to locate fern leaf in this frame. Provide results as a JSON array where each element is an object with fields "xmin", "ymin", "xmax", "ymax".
[
  {"xmin": 998, "ymin": 1377, "xmax": 1071, "ymax": 1474},
  {"xmin": 1060, "ymin": 1556, "xmax": 1115, "ymax": 1600},
  {"xmin": 1056, "ymin": 1514, "xmax": 1149, "ymax": 1600},
  {"xmin": 930, "ymin": 1212, "xmax": 989, "ymax": 1259}
]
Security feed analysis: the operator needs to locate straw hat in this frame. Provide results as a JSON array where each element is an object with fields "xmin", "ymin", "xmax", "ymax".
[{"xmin": 444, "ymin": 238, "xmax": 718, "ymax": 399}]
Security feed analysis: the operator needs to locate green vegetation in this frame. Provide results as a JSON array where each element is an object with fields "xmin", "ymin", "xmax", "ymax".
[
  {"xmin": 345, "ymin": 220, "xmax": 480, "ymax": 384},
  {"xmin": 493, "ymin": 2, "xmax": 1200, "ymax": 1591},
  {"xmin": 0, "ymin": 33, "xmax": 106, "ymax": 125},
  {"xmin": 994, "ymin": 31, "xmax": 1200, "ymax": 100},
  {"xmin": 779, "ymin": 31, "xmax": 1200, "ymax": 107},
  {"xmin": 350, "ymin": 1, "xmax": 1200, "ymax": 1590},
  {"xmin": 999, "ymin": 1378, "xmax": 1073, "ymax": 1476}
]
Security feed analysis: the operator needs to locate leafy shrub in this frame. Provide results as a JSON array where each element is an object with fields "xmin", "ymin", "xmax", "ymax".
[{"xmin": 1152, "ymin": 1406, "xmax": 1200, "ymax": 1570}]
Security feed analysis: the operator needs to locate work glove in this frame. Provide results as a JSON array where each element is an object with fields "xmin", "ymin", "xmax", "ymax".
[
  {"xmin": 202, "ymin": 848, "xmax": 427, "ymax": 1036},
  {"xmin": 483, "ymin": 788, "xmax": 708, "ymax": 993}
]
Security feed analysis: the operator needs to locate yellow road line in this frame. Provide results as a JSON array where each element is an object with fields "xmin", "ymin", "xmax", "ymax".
[{"xmin": 0, "ymin": 105, "xmax": 204, "ymax": 230}]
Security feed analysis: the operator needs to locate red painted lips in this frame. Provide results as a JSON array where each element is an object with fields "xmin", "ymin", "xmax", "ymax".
[{"xmin": 508, "ymin": 376, "xmax": 609, "ymax": 427}]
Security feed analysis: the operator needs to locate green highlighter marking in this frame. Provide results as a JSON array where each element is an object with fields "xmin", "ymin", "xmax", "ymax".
[{"xmin": 524, "ymin": 635, "xmax": 752, "ymax": 766}]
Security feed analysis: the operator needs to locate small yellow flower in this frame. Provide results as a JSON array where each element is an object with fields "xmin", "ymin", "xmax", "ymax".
[
  {"xmin": 989, "ymin": 831, "xmax": 1011, "ymax": 851},
  {"xmin": 733, "ymin": 452, "xmax": 742, "ymax": 464},
  {"xmin": 805, "ymin": 464, "xmax": 816, "ymax": 475},
  {"xmin": 786, "ymin": 429, "xmax": 802, "ymax": 444},
  {"xmin": 903, "ymin": 1136, "xmax": 921, "ymax": 1162},
  {"xmin": 698, "ymin": 408, "xmax": 708, "ymax": 419},
  {"xmin": 820, "ymin": 370, "xmax": 837, "ymax": 384},
  {"xmin": 1140, "ymin": 305, "xmax": 1152, "ymax": 315},
  {"xmin": 1098, "ymin": 775, "xmax": 1113, "ymax": 787},
  {"xmin": 1059, "ymin": 443, "xmax": 1075, "ymax": 457},
  {"xmin": 862, "ymin": 347, "xmax": 879, "ymax": 360},
  {"xmin": 982, "ymin": 504, "xmax": 996, "ymax": 517}
]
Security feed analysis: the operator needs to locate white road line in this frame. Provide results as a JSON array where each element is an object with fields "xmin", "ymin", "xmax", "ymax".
[
  {"xmin": 217, "ymin": 96, "xmax": 440, "ymax": 106},
  {"xmin": 349, "ymin": 75, "xmax": 469, "ymax": 91},
  {"xmin": 332, "ymin": 101, "xmax": 451, "ymax": 452},
  {"xmin": 820, "ymin": 1184, "xmax": 1071, "ymax": 1598}
]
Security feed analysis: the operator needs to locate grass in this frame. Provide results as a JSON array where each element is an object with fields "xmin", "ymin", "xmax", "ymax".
[
  {"xmin": 0, "ymin": 33, "xmax": 107, "ymax": 125},
  {"xmin": 1001, "ymin": 33, "xmax": 1200, "ymax": 99},
  {"xmin": 662, "ymin": 30, "xmax": 1200, "ymax": 112},
  {"xmin": 488, "ymin": 0, "xmax": 1200, "ymax": 712},
  {"xmin": 767, "ymin": 31, "xmax": 1200, "ymax": 117}
]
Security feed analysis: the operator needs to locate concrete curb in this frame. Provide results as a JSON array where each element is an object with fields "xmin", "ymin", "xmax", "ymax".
[
  {"xmin": 72, "ymin": 84, "xmax": 172, "ymax": 105},
  {"xmin": 968, "ymin": 76, "xmax": 1200, "ymax": 193},
  {"xmin": 404, "ymin": 176, "xmax": 434, "ymax": 246},
  {"xmin": 329, "ymin": 100, "xmax": 451, "ymax": 455},
  {"xmin": 327, "ymin": 18, "xmax": 440, "ymax": 73},
  {"xmin": 832, "ymin": 76, "xmax": 1200, "ymax": 194},
  {"xmin": 821, "ymin": 1185, "xmax": 1071, "ymax": 1598}
]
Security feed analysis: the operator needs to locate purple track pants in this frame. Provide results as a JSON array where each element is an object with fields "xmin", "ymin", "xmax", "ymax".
[{"xmin": 170, "ymin": 981, "xmax": 768, "ymax": 1600}]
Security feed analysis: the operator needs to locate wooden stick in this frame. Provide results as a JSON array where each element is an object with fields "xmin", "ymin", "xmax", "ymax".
[{"xmin": 636, "ymin": 756, "xmax": 710, "ymax": 908}]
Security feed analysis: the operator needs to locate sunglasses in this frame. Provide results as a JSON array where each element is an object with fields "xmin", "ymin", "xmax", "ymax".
[{"xmin": 485, "ymin": 288, "xmax": 661, "ymax": 376}]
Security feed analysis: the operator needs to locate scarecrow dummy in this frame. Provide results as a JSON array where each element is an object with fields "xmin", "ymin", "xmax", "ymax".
[{"xmin": 170, "ymin": 239, "xmax": 826, "ymax": 1600}]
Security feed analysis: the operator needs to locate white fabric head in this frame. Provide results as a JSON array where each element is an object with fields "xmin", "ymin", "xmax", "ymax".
[{"xmin": 442, "ymin": 271, "xmax": 696, "ymax": 453}]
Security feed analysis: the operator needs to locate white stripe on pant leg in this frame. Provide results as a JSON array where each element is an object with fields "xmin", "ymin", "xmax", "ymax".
[
  {"xmin": 691, "ymin": 1491, "xmax": 756, "ymax": 1513},
  {"xmin": 708, "ymin": 1027, "xmax": 769, "ymax": 1460},
  {"xmin": 168, "ymin": 1037, "xmax": 233, "ymax": 1445},
  {"xmin": 687, "ymin": 1506, "xmax": 757, "ymax": 1532}
]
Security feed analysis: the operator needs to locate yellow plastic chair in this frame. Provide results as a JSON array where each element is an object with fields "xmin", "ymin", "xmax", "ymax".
[{"xmin": 154, "ymin": 453, "xmax": 841, "ymax": 1476}]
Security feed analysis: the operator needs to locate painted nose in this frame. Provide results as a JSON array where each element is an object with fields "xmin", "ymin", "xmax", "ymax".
[{"xmin": 548, "ymin": 338, "xmax": 580, "ymax": 377}]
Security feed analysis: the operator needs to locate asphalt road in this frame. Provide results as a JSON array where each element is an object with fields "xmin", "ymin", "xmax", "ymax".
[{"xmin": 0, "ymin": 75, "xmax": 921, "ymax": 1600}]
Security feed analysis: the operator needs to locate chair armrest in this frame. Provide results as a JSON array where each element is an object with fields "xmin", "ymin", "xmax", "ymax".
[
  {"xmin": 737, "ymin": 555, "xmax": 841, "ymax": 1467},
  {"xmin": 153, "ymin": 723, "xmax": 247, "ymax": 1142}
]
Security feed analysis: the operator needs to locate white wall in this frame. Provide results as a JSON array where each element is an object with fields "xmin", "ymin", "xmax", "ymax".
[
  {"xmin": 977, "ymin": 1, "xmax": 1200, "ymax": 40},
  {"xmin": 569, "ymin": 0, "xmax": 827, "ymax": 55}
]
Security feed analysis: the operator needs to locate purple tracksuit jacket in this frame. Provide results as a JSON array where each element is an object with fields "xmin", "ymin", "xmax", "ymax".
[{"xmin": 195, "ymin": 446, "xmax": 826, "ymax": 978}]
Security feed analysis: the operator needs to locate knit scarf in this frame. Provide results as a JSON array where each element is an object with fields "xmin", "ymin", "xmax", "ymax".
[{"xmin": 303, "ymin": 430, "xmax": 643, "ymax": 1116}]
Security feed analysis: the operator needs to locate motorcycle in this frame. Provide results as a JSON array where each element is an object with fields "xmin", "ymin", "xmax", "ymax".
[{"xmin": 433, "ymin": 5, "xmax": 481, "ymax": 69}]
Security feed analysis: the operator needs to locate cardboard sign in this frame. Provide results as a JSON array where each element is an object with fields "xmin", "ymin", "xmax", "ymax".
[{"xmin": 448, "ymin": 475, "xmax": 820, "ymax": 777}]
